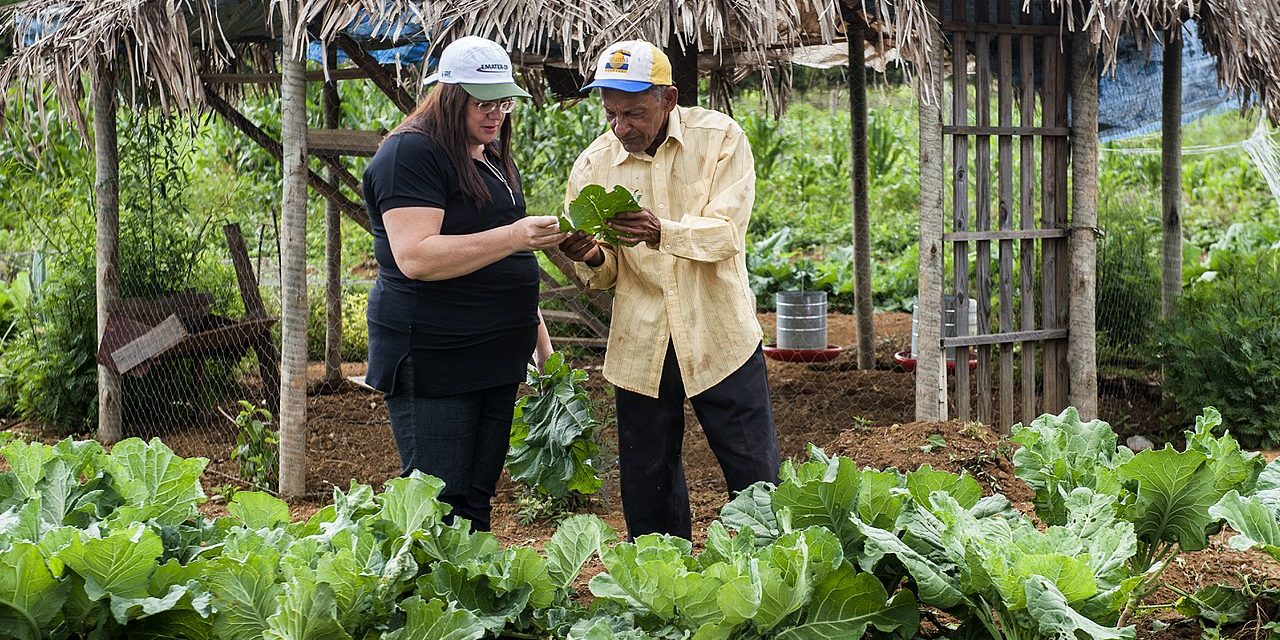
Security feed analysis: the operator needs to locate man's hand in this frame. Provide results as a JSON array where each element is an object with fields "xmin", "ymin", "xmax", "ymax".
[
  {"xmin": 608, "ymin": 209, "xmax": 662, "ymax": 247},
  {"xmin": 559, "ymin": 231, "xmax": 604, "ymax": 267}
]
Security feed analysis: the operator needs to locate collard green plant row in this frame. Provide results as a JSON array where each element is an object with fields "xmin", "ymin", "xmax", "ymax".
[{"xmin": 3, "ymin": 404, "xmax": 1276, "ymax": 640}]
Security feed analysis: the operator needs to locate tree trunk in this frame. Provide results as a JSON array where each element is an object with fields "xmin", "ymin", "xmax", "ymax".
[
  {"xmin": 278, "ymin": 5, "xmax": 309, "ymax": 498},
  {"xmin": 93, "ymin": 61, "xmax": 122, "ymax": 444},
  {"xmin": 848, "ymin": 12, "xmax": 875, "ymax": 370},
  {"xmin": 323, "ymin": 46, "xmax": 344, "ymax": 386},
  {"xmin": 1161, "ymin": 29, "xmax": 1183, "ymax": 318},
  {"xmin": 915, "ymin": 0, "xmax": 947, "ymax": 421},
  {"xmin": 1068, "ymin": 30, "xmax": 1099, "ymax": 418}
]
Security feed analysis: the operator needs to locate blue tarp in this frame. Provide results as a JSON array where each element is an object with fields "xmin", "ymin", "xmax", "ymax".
[{"xmin": 1097, "ymin": 21, "xmax": 1238, "ymax": 141}]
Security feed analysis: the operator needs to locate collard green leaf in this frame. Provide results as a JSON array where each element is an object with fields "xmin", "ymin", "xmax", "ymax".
[
  {"xmin": 417, "ymin": 561, "xmax": 531, "ymax": 634},
  {"xmin": 718, "ymin": 483, "xmax": 778, "ymax": 546},
  {"xmin": 103, "ymin": 438, "xmax": 207, "ymax": 526},
  {"xmin": 854, "ymin": 518, "xmax": 964, "ymax": 609},
  {"xmin": 56, "ymin": 523, "xmax": 163, "ymax": 601},
  {"xmin": 905, "ymin": 465, "xmax": 981, "ymax": 511},
  {"xmin": 0, "ymin": 541, "xmax": 70, "ymax": 636},
  {"xmin": 1024, "ymin": 576, "xmax": 1135, "ymax": 640},
  {"xmin": 508, "ymin": 358, "xmax": 602, "ymax": 499},
  {"xmin": 374, "ymin": 472, "xmax": 448, "ymax": 535},
  {"xmin": 228, "ymin": 492, "xmax": 292, "ymax": 530},
  {"xmin": 589, "ymin": 535, "xmax": 691, "ymax": 620},
  {"xmin": 263, "ymin": 576, "xmax": 351, "ymax": 640},
  {"xmin": 774, "ymin": 565, "xmax": 919, "ymax": 640},
  {"xmin": 382, "ymin": 596, "xmax": 485, "ymax": 640},
  {"xmin": 1010, "ymin": 408, "xmax": 1132, "ymax": 526},
  {"xmin": 1209, "ymin": 491, "xmax": 1280, "ymax": 561},
  {"xmin": 1185, "ymin": 407, "xmax": 1265, "ymax": 495},
  {"xmin": 207, "ymin": 552, "xmax": 282, "ymax": 640},
  {"xmin": 771, "ymin": 456, "xmax": 861, "ymax": 552},
  {"xmin": 1118, "ymin": 446, "xmax": 1220, "ymax": 553},
  {"xmin": 1174, "ymin": 584, "xmax": 1252, "ymax": 626},
  {"xmin": 564, "ymin": 185, "xmax": 641, "ymax": 244},
  {"xmin": 754, "ymin": 528, "xmax": 845, "ymax": 631},
  {"xmin": 544, "ymin": 515, "xmax": 616, "ymax": 591}
]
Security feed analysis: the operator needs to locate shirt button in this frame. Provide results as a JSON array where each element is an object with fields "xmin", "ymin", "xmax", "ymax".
[
  {"xmin": 655, "ymin": 162, "xmax": 662, "ymax": 168},
  {"xmin": 658, "ymin": 204, "xmax": 665, "ymax": 209},
  {"xmin": 667, "ymin": 290, "xmax": 675, "ymax": 297}
]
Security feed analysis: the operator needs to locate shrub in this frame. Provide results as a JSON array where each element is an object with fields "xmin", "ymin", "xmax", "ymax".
[
  {"xmin": 1095, "ymin": 201, "xmax": 1160, "ymax": 370},
  {"xmin": 306, "ymin": 285, "xmax": 370, "ymax": 362},
  {"xmin": 1158, "ymin": 249, "xmax": 1280, "ymax": 448}
]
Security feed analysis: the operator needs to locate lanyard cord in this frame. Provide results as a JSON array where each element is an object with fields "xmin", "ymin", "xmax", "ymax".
[{"xmin": 479, "ymin": 154, "xmax": 515, "ymax": 206}]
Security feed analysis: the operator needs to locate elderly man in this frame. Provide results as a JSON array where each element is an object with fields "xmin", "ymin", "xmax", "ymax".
[{"xmin": 558, "ymin": 40, "xmax": 780, "ymax": 540}]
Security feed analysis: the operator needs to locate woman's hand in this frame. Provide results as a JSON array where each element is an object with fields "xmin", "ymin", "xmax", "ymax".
[{"xmin": 509, "ymin": 216, "xmax": 568, "ymax": 251}]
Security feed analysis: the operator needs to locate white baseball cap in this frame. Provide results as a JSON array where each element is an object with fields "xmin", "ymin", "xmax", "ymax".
[
  {"xmin": 423, "ymin": 36, "xmax": 532, "ymax": 100},
  {"xmin": 582, "ymin": 40, "xmax": 674, "ymax": 92}
]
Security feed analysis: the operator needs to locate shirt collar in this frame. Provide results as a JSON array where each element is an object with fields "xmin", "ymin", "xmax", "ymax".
[{"xmin": 609, "ymin": 105, "xmax": 687, "ymax": 166}]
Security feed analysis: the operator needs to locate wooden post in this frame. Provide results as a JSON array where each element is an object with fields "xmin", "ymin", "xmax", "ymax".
[
  {"xmin": 847, "ymin": 11, "xmax": 875, "ymax": 370},
  {"xmin": 322, "ymin": 46, "xmax": 343, "ymax": 386},
  {"xmin": 1068, "ymin": 29, "xmax": 1099, "ymax": 418},
  {"xmin": 951, "ymin": 0, "xmax": 971, "ymax": 422},
  {"xmin": 1161, "ymin": 28, "xmax": 1183, "ymax": 317},
  {"xmin": 916, "ymin": 0, "xmax": 948, "ymax": 421},
  {"xmin": 93, "ymin": 60, "xmax": 122, "ymax": 444},
  {"xmin": 996, "ymin": 0, "xmax": 1015, "ymax": 433},
  {"xmin": 278, "ymin": 8, "xmax": 309, "ymax": 498}
]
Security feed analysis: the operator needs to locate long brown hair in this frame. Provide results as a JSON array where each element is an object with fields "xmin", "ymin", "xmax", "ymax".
[{"xmin": 388, "ymin": 83, "xmax": 520, "ymax": 207}]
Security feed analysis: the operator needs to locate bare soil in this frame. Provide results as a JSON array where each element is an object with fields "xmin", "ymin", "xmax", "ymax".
[{"xmin": 2, "ymin": 311, "xmax": 1274, "ymax": 638}]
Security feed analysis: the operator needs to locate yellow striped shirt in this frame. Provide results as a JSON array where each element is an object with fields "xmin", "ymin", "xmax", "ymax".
[{"xmin": 567, "ymin": 105, "xmax": 762, "ymax": 398}]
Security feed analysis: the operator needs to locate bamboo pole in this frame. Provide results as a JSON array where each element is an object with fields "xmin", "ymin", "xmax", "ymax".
[
  {"xmin": 278, "ymin": 5, "xmax": 309, "ymax": 498},
  {"xmin": 93, "ymin": 60, "xmax": 122, "ymax": 444},
  {"xmin": 323, "ymin": 45, "xmax": 343, "ymax": 386},
  {"xmin": 848, "ymin": 11, "xmax": 875, "ymax": 369},
  {"xmin": 1161, "ymin": 29, "xmax": 1183, "ymax": 317},
  {"xmin": 1068, "ymin": 29, "xmax": 1099, "ymax": 418},
  {"xmin": 916, "ymin": 0, "xmax": 948, "ymax": 421}
]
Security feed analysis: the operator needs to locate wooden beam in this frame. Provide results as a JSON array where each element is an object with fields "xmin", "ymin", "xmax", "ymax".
[
  {"xmin": 940, "ymin": 21, "xmax": 1063, "ymax": 35},
  {"xmin": 949, "ymin": 0, "xmax": 970, "ymax": 422},
  {"xmin": 333, "ymin": 33, "xmax": 417, "ymax": 114},
  {"xmin": 93, "ymin": 60, "xmax": 123, "ymax": 444},
  {"xmin": 1161, "ymin": 29, "xmax": 1183, "ymax": 317},
  {"xmin": 308, "ymin": 129, "xmax": 384, "ymax": 157},
  {"xmin": 942, "ymin": 328, "xmax": 1068, "ymax": 348},
  {"xmin": 847, "ymin": 10, "xmax": 875, "ymax": 370},
  {"xmin": 202, "ymin": 68, "xmax": 373, "ymax": 85},
  {"xmin": 223, "ymin": 223, "xmax": 279, "ymax": 415},
  {"xmin": 278, "ymin": 6, "xmax": 309, "ymax": 498},
  {"xmin": 943, "ymin": 228, "xmax": 1069, "ymax": 241},
  {"xmin": 1068, "ymin": 29, "xmax": 1099, "ymax": 418},
  {"xmin": 1019, "ymin": 30, "xmax": 1037, "ymax": 425},
  {"xmin": 205, "ymin": 89, "xmax": 372, "ymax": 232},
  {"xmin": 943, "ymin": 125, "xmax": 1069, "ymax": 136},
  {"xmin": 915, "ymin": 0, "xmax": 948, "ymax": 422},
  {"xmin": 112, "ymin": 314, "xmax": 186, "ymax": 375}
]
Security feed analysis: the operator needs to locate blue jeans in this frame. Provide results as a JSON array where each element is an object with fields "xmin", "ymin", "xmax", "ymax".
[{"xmin": 385, "ymin": 356, "xmax": 517, "ymax": 532}]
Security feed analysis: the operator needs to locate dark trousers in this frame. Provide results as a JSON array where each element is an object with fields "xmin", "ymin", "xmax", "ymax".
[
  {"xmin": 615, "ymin": 343, "xmax": 780, "ymax": 540},
  {"xmin": 385, "ymin": 357, "xmax": 516, "ymax": 532}
]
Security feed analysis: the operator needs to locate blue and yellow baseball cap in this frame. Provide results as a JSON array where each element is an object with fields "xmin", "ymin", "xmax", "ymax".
[{"xmin": 582, "ymin": 40, "xmax": 674, "ymax": 92}]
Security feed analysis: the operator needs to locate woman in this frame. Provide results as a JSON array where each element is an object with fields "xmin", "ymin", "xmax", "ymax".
[{"xmin": 362, "ymin": 36, "xmax": 565, "ymax": 531}]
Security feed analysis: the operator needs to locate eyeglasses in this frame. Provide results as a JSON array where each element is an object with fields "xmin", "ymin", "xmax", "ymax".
[{"xmin": 473, "ymin": 98, "xmax": 516, "ymax": 114}]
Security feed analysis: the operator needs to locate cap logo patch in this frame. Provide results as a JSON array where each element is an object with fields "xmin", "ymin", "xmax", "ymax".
[
  {"xmin": 477, "ymin": 63, "xmax": 509, "ymax": 73},
  {"xmin": 603, "ymin": 49, "xmax": 631, "ymax": 73}
]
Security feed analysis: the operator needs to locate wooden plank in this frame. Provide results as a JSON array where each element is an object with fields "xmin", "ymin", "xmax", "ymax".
[
  {"xmin": 915, "ymin": 0, "xmax": 949, "ymax": 421},
  {"xmin": 942, "ymin": 125, "xmax": 1069, "ymax": 136},
  {"xmin": 1019, "ymin": 30, "xmax": 1037, "ymax": 425},
  {"xmin": 941, "ymin": 21, "xmax": 1063, "ymax": 35},
  {"xmin": 996, "ymin": 0, "xmax": 1015, "ymax": 433},
  {"xmin": 169, "ymin": 318, "xmax": 277, "ymax": 356},
  {"xmin": 111, "ymin": 292, "xmax": 214, "ymax": 324},
  {"xmin": 322, "ymin": 50, "xmax": 344, "ymax": 388},
  {"xmin": 950, "ymin": 0, "xmax": 971, "ymax": 422},
  {"xmin": 308, "ymin": 128, "xmax": 384, "ymax": 157},
  {"xmin": 942, "ymin": 328, "xmax": 1067, "ymax": 348},
  {"xmin": 112, "ymin": 314, "xmax": 188, "ymax": 375},
  {"xmin": 202, "ymin": 68, "xmax": 373, "ymax": 85},
  {"xmin": 223, "ymin": 224, "xmax": 269, "ymax": 320},
  {"xmin": 1040, "ymin": 26, "xmax": 1062, "ymax": 413},
  {"xmin": 944, "ymin": 228, "xmax": 1068, "ymax": 241},
  {"xmin": 975, "ymin": 0, "xmax": 993, "ymax": 426}
]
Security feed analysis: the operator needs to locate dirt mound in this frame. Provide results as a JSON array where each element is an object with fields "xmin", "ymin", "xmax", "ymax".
[{"xmin": 819, "ymin": 419, "xmax": 1034, "ymax": 509}]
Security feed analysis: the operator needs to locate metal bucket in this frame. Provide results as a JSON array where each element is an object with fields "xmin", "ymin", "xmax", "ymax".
[
  {"xmin": 775, "ymin": 291, "xmax": 827, "ymax": 350},
  {"xmin": 911, "ymin": 295, "xmax": 978, "ymax": 361}
]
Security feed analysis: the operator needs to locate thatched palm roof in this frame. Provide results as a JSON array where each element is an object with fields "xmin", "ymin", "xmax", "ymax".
[{"xmin": 1, "ymin": 0, "xmax": 1276, "ymax": 124}]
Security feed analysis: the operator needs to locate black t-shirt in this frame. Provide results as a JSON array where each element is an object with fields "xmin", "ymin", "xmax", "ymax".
[{"xmin": 362, "ymin": 131, "xmax": 539, "ymax": 397}]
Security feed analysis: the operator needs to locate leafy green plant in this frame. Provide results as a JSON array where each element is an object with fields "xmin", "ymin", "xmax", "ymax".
[
  {"xmin": 560, "ymin": 184, "xmax": 641, "ymax": 245},
  {"xmin": 507, "ymin": 352, "xmax": 603, "ymax": 500},
  {"xmin": 230, "ymin": 400, "xmax": 278, "ymax": 489},
  {"xmin": 1011, "ymin": 406, "xmax": 1264, "ymax": 621},
  {"xmin": 1158, "ymin": 249, "xmax": 1280, "ymax": 448}
]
